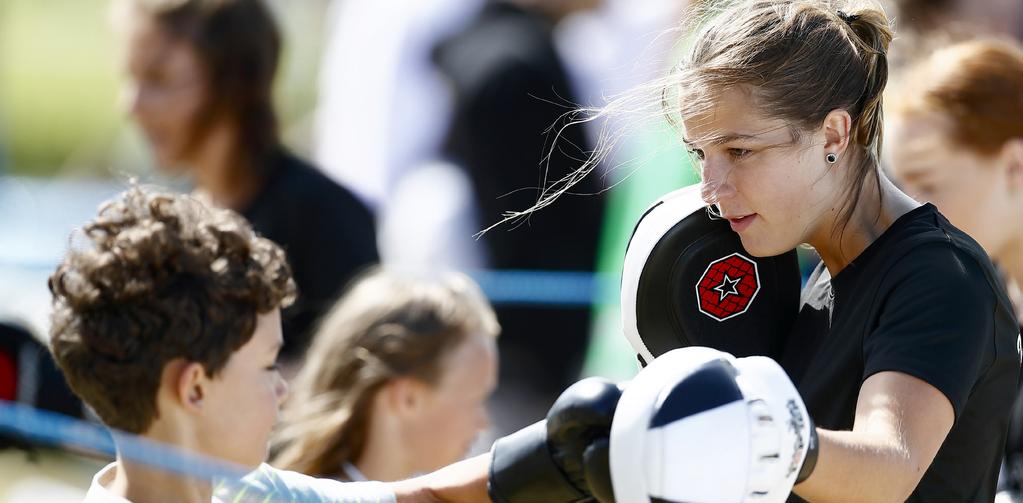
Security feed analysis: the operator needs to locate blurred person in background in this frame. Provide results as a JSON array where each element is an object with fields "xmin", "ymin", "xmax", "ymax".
[
  {"xmin": 889, "ymin": 0, "xmax": 1023, "ymax": 38},
  {"xmin": 886, "ymin": 38, "xmax": 1023, "ymax": 498},
  {"xmin": 271, "ymin": 268, "xmax": 499, "ymax": 481},
  {"xmin": 313, "ymin": 0, "xmax": 489, "ymax": 274},
  {"xmin": 313, "ymin": 0, "xmax": 483, "ymax": 213},
  {"xmin": 112, "ymin": 0, "xmax": 378, "ymax": 364},
  {"xmin": 432, "ymin": 0, "xmax": 606, "ymax": 432},
  {"xmin": 887, "ymin": 0, "xmax": 1023, "ymax": 68}
]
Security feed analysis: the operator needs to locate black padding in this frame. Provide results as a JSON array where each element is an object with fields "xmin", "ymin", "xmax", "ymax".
[
  {"xmin": 649, "ymin": 359, "xmax": 743, "ymax": 428},
  {"xmin": 635, "ymin": 208, "xmax": 800, "ymax": 360},
  {"xmin": 488, "ymin": 420, "xmax": 586, "ymax": 503}
]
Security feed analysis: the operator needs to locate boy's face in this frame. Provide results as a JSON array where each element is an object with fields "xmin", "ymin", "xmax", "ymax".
[{"xmin": 198, "ymin": 309, "xmax": 288, "ymax": 468}]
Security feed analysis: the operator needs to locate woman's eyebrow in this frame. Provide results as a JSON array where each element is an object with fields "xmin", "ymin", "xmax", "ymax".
[{"xmin": 683, "ymin": 133, "xmax": 760, "ymax": 147}]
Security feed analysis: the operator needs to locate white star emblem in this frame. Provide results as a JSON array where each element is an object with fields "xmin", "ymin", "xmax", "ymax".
[{"xmin": 711, "ymin": 274, "xmax": 742, "ymax": 302}]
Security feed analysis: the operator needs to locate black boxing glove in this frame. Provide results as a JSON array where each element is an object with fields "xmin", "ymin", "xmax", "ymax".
[{"xmin": 488, "ymin": 377, "xmax": 621, "ymax": 503}]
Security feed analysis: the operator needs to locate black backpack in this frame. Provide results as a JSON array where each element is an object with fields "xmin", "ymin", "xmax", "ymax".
[{"xmin": 0, "ymin": 321, "xmax": 84, "ymax": 451}]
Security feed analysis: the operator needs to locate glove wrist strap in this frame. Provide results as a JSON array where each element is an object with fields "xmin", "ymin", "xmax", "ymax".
[{"xmin": 796, "ymin": 418, "xmax": 819, "ymax": 484}]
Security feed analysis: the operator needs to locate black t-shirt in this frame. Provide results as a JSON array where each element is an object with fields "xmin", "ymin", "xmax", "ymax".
[
  {"xmin": 242, "ymin": 148, "xmax": 379, "ymax": 359},
  {"xmin": 781, "ymin": 204, "xmax": 1020, "ymax": 502}
]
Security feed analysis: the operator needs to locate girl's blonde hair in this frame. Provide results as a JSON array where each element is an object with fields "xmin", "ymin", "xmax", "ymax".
[{"xmin": 270, "ymin": 268, "xmax": 499, "ymax": 477}]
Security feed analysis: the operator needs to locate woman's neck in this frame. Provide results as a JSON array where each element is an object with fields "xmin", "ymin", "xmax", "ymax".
[
  {"xmin": 189, "ymin": 124, "xmax": 263, "ymax": 212},
  {"xmin": 995, "ymin": 237, "xmax": 1023, "ymax": 319},
  {"xmin": 808, "ymin": 172, "xmax": 920, "ymax": 276},
  {"xmin": 998, "ymin": 237, "xmax": 1023, "ymax": 289}
]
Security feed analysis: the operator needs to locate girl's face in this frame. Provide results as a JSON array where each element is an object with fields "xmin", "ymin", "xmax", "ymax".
[
  {"xmin": 683, "ymin": 88, "xmax": 847, "ymax": 257},
  {"xmin": 121, "ymin": 14, "xmax": 207, "ymax": 170},
  {"xmin": 402, "ymin": 333, "xmax": 497, "ymax": 475},
  {"xmin": 888, "ymin": 111, "xmax": 1015, "ymax": 258}
]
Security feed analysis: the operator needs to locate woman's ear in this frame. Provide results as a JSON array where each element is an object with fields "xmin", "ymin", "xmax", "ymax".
[{"xmin": 822, "ymin": 109, "xmax": 854, "ymax": 159}]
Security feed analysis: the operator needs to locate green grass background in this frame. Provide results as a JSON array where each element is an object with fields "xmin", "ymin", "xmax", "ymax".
[{"xmin": 0, "ymin": 0, "xmax": 329, "ymax": 177}]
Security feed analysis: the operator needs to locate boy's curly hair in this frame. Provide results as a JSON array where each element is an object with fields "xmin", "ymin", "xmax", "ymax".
[{"xmin": 48, "ymin": 187, "xmax": 295, "ymax": 433}]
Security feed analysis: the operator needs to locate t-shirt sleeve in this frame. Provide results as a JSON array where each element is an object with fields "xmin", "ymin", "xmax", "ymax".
[
  {"xmin": 215, "ymin": 464, "xmax": 397, "ymax": 503},
  {"xmin": 863, "ymin": 243, "xmax": 994, "ymax": 419}
]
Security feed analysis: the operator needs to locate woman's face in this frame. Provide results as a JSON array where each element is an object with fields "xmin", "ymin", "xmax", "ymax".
[
  {"xmin": 888, "ymin": 111, "xmax": 1014, "ymax": 257},
  {"xmin": 683, "ymin": 88, "xmax": 846, "ymax": 257},
  {"xmin": 403, "ymin": 333, "xmax": 497, "ymax": 474},
  {"xmin": 121, "ymin": 14, "xmax": 207, "ymax": 170}
]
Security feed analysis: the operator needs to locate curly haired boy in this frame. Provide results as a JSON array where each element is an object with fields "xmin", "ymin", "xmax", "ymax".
[{"xmin": 48, "ymin": 187, "xmax": 488, "ymax": 502}]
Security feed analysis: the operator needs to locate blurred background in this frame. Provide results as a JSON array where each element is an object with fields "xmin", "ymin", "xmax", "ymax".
[
  {"xmin": 0, "ymin": 0, "xmax": 328, "ymax": 177},
  {"xmin": 1, "ymin": 0, "xmax": 1022, "ymax": 500},
  {"xmin": 0, "ymin": 1, "xmax": 689, "ymax": 498}
]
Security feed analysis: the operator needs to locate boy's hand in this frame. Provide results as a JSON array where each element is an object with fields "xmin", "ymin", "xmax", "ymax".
[{"xmin": 392, "ymin": 454, "xmax": 491, "ymax": 503}]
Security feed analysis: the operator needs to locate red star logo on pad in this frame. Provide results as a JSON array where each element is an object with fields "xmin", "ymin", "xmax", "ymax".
[{"xmin": 695, "ymin": 253, "xmax": 761, "ymax": 321}]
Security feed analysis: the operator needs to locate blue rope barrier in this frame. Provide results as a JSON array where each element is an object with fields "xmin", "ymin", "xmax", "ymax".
[
  {"xmin": 470, "ymin": 269, "xmax": 617, "ymax": 307},
  {"xmin": 0, "ymin": 257, "xmax": 619, "ymax": 307},
  {"xmin": 0, "ymin": 400, "xmax": 249, "ymax": 480}
]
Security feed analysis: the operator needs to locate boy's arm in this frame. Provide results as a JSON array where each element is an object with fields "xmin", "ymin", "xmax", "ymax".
[
  {"xmin": 390, "ymin": 377, "xmax": 622, "ymax": 503},
  {"xmin": 390, "ymin": 454, "xmax": 491, "ymax": 503}
]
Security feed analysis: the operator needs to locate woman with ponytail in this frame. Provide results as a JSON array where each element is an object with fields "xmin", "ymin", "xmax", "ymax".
[
  {"xmin": 653, "ymin": 0, "xmax": 1018, "ymax": 499},
  {"xmin": 495, "ymin": 0, "xmax": 1019, "ymax": 500}
]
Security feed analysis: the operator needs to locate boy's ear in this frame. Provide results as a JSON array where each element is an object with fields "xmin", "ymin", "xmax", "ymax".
[{"xmin": 171, "ymin": 359, "xmax": 209, "ymax": 413}]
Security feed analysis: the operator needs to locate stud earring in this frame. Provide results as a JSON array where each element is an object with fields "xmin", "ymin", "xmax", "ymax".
[{"xmin": 826, "ymin": 153, "xmax": 838, "ymax": 164}]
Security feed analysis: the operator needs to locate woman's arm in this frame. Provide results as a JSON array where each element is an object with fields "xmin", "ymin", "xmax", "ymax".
[
  {"xmin": 387, "ymin": 372, "xmax": 955, "ymax": 503},
  {"xmin": 391, "ymin": 455, "xmax": 491, "ymax": 503},
  {"xmin": 794, "ymin": 371, "xmax": 954, "ymax": 502}
]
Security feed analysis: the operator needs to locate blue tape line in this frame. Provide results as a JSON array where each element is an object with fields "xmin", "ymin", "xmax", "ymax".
[
  {"xmin": 0, "ymin": 259, "xmax": 619, "ymax": 307},
  {"xmin": 470, "ymin": 269, "xmax": 617, "ymax": 307},
  {"xmin": 0, "ymin": 400, "xmax": 249, "ymax": 480}
]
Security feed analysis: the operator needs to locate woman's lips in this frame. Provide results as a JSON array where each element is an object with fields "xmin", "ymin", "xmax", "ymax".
[{"xmin": 726, "ymin": 214, "xmax": 757, "ymax": 232}]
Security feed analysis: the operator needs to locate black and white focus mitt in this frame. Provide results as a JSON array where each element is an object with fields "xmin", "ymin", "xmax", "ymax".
[
  {"xmin": 610, "ymin": 347, "xmax": 818, "ymax": 503},
  {"xmin": 621, "ymin": 185, "xmax": 802, "ymax": 365}
]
